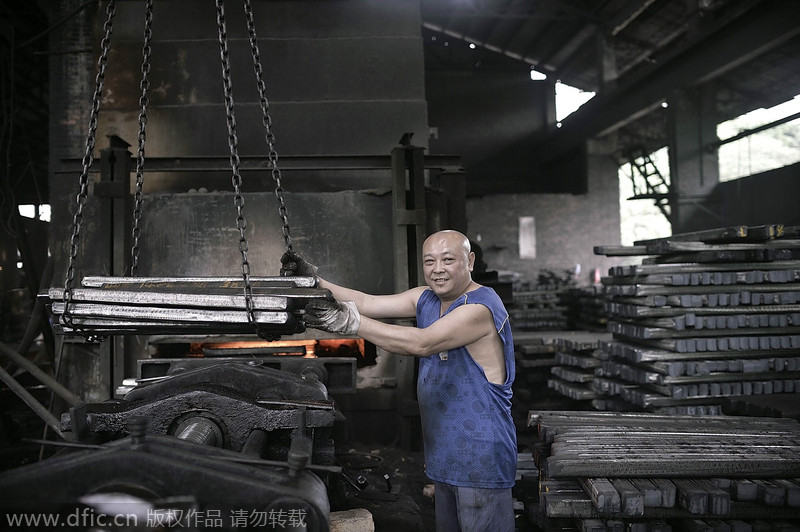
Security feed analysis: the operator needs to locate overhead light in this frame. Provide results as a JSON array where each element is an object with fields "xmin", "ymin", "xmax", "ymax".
[
  {"xmin": 469, "ymin": 43, "xmax": 476, "ymax": 49},
  {"xmin": 661, "ymin": 101, "xmax": 669, "ymax": 108}
]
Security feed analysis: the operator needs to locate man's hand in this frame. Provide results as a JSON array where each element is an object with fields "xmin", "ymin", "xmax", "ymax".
[
  {"xmin": 280, "ymin": 250, "xmax": 318, "ymax": 277},
  {"xmin": 304, "ymin": 299, "xmax": 361, "ymax": 336}
]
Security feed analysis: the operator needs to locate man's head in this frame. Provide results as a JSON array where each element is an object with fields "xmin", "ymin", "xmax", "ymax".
[{"xmin": 421, "ymin": 230, "xmax": 475, "ymax": 303}]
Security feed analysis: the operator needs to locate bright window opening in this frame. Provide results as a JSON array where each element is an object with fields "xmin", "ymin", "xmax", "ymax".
[
  {"xmin": 717, "ymin": 94, "xmax": 800, "ymax": 182},
  {"xmin": 619, "ymin": 147, "xmax": 672, "ymax": 246},
  {"xmin": 529, "ymin": 68, "xmax": 546, "ymax": 81},
  {"xmin": 556, "ymin": 81, "xmax": 595, "ymax": 122},
  {"xmin": 18, "ymin": 204, "xmax": 51, "ymax": 222}
]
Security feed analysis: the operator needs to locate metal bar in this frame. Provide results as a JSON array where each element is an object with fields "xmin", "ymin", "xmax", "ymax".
[
  {"xmin": 713, "ymin": 112, "xmax": 800, "ymax": 148},
  {"xmin": 633, "ymin": 225, "xmax": 750, "ymax": 245},
  {"xmin": 57, "ymin": 154, "xmax": 464, "ymax": 173},
  {"xmin": 545, "ymin": 454, "xmax": 800, "ymax": 479},
  {"xmin": 594, "ymin": 245, "xmax": 649, "ymax": 256},
  {"xmin": 602, "ymin": 269, "xmax": 800, "ymax": 286},
  {"xmin": 55, "ymin": 321, "xmax": 302, "ymax": 336},
  {"xmin": 50, "ymin": 303, "xmax": 291, "ymax": 324},
  {"xmin": 648, "ymin": 240, "xmax": 800, "ymax": 254},
  {"xmin": 611, "ymin": 260, "xmax": 800, "ymax": 276},
  {"xmin": 606, "ymin": 302, "xmax": 800, "ymax": 319},
  {"xmin": 609, "ymin": 321, "xmax": 800, "ymax": 339},
  {"xmin": 0, "ymin": 365, "xmax": 68, "ymax": 439},
  {"xmin": 80, "ymin": 275, "xmax": 318, "ymax": 288},
  {"xmin": 47, "ymin": 287, "xmax": 288, "ymax": 310},
  {"xmin": 645, "ymin": 249, "xmax": 800, "ymax": 264},
  {"xmin": 629, "ymin": 334, "xmax": 800, "ymax": 354},
  {"xmin": 604, "ymin": 282, "xmax": 800, "ymax": 297},
  {"xmin": 0, "ymin": 342, "xmax": 80, "ymax": 407}
]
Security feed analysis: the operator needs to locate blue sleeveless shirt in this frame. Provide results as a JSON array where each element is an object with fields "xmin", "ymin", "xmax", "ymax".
[{"xmin": 415, "ymin": 286, "xmax": 516, "ymax": 489}]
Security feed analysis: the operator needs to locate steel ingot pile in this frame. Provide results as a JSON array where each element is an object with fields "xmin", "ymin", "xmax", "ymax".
[
  {"xmin": 44, "ymin": 275, "xmax": 332, "ymax": 336},
  {"xmin": 526, "ymin": 410, "xmax": 800, "ymax": 530},
  {"xmin": 547, "ymin": 336, "xmax": 605, "ymax": 403},
  {"xmin": 562, "ymin": 285, "xmax": 611, "ymax": 331},
  {"xmin": 510, "ymin": 288, "xmax": 569, "ymax": 331},
  {"xmin": 591, "ymin": 224, "xmax": 800, "ymax": 414}
]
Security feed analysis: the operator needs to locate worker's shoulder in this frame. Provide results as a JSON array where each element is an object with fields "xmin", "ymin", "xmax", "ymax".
[{"xmin": 465, "ymin": 284, "xmax": 502, "ymax": 302}]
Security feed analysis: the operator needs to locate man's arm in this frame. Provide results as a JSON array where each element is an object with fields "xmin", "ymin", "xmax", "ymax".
[
  {"xmin": 357, "ymin": 303, "xmax": 496, "ymax": 357},
  {"xmin": 280, "ymin": 249, "xmax": 421, "ymax": 319},
  {"xmin": 318, "ymin": 277, "xmax": 423, "ymax": 320}
]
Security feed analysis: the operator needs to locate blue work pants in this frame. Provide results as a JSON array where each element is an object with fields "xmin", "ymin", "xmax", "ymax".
[{"xmin": 433, "ymin": 481, "xmax": 514, "ymax": 532}]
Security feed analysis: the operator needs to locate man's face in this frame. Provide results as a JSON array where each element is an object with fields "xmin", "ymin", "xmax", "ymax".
[{"xmin": 422, "ymin": 233, "xmax": 475, "ymax": 301}]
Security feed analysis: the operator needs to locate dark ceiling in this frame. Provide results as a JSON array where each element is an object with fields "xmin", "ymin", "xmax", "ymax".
[
  {"xmin": 1, "ymin": 0, "xmax": 799, "ymax": 207},
  {"xmin": 0, "ymin": 0, "xmax": 50, "ymax": 206},
  {"xmin": 421, "ymin": 0, "xmax": 800, "ymax": 163}
]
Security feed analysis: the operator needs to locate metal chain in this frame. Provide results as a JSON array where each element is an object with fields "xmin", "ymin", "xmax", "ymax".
[
  {"xmin": 130, "ymin": 0, "xmax": 153, "ymax": 276},
  {"xmin": 243, "ymin": 0, "xmax": 293, "ymax": 253},
  {"xmin": 215, "ymin": 0, "xmax": 273, "ymax": 339},
  {"xmin": 61, "ymin": 0, "xmax": 117, "ymax": 340}
]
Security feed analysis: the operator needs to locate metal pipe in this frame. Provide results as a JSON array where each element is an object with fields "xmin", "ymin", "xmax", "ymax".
[
  {"xmin": 175, "ymin": 417, "xmax": 220, "ymax": 447},
  {"xmin": 0, "ymin": 365, "xmax": 66, "ymax": 439},
  {"xmin": 0, "ymin": 342, "xmax": 80, "ymax": 406},
  {"xmin": 713, "ymin": 111, "xmax": 800, "ymax": 148}
]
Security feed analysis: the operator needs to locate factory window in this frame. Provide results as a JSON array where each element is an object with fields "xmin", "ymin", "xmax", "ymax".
[
  {"xmin": 555, "ymin": 81, "xmax": 595, "ymax": 123},
  {"xmin": 717, "ymin": 94, "xmax": 800, "ymax": 182},
  {"xmin": 18, "ymin": 204, "xmax": 50, "ymax": 222},
  {"xmin": 618, "ymin": 147, "xmax": 671, "ymax": 246}
]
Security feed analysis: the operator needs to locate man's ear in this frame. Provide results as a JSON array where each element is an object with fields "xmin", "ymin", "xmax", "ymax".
[{"xmin": 468, "ymin": 251, "xmax": 475, "ymax": 271}]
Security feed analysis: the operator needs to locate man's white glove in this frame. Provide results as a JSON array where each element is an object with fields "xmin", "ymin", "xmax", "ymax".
[
  {"xmin": 280, "ymin": 250, "xmax": 319, "ymax": 278},
  {"xmin": 304, "ymin": 299, "xmax": 361, "ymax": 336}
]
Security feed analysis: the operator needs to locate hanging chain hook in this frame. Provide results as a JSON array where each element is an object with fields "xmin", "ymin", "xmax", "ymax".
[
  {"xmin": 61, "ymin": 0, "xmax": 117, "ymax": 341},
  {"xmin": 130, "ymin": 0, "xmax": 153, "ymax": 276},
  {"xmin": 243, "ymin": 0, "xmax": 292, "ymax": 253},
  {"xmin": 215, "ymin": 0, "xmax": 275, "ymax": 340}
]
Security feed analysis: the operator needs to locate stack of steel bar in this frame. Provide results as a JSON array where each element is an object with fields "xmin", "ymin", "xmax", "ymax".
[
  {"xmin": 44, "ymin": 275, "xmax": 331, "ymax": 336},
  {"xmin": 526, "ymin": 410, "xmax": 800, "ymax": 531},
  {"xmin": 592, "ymin": 224, "xmax": 800, "ymax": 414},
  {"xmin": 547, "ymin": 336, "xmax": 605, "ymax": 403},
  {"xmin": 562, "ymin": 285, "xmax": 611, "ymax": 331},
  {"xmin": 512, "ymin": 335, "xmax": 560, "ymax": 421},
  {"xmin": 509, "ymin": 288, "xmax": 569, "ymax": 331}
]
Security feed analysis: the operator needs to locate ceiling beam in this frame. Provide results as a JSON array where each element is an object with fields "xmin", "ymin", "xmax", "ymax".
[{"xmin": 529, "ymin": 0, "xmax": 800, "ymax": 165}]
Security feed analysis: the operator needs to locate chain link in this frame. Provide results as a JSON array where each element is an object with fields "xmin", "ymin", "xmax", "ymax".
[
  {"xmin": 243, "ymin": 0, "xmax": 292, "ymax": 253},
  {"xmin": 61, "ymin": 0, "xmax": 117, "ymax": 341},
  {"xmin": 130, "ymin": 0, "xmax": 153, "ymax": 276},
  {"xmin": 215, "ymin": 0, "xmax": 275, "ymax": 339}
]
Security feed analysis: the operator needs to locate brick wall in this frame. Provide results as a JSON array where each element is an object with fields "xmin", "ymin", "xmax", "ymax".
[{"xmin": 466, "ymin": 153, "xmax": 625, "ymax": 287}]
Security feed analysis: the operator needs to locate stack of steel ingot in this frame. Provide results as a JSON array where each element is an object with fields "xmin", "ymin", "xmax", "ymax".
[
  {"xmin": 44, "ymin": 275, "xmax": 331, "ymax": 336},
  {"xmin": 546, "ymin": 335, "xmax": 606, "ymax": 403},
  {"xmin": 562, "ymin": 285, "xmax": 612, "ymax": 331},
  {"xmin": 526, "ymin": 410, "xmax": 800, "ymax": 531},
  {"xmin": 509, "ymin": 288, "xmax": 569, "ymax": 331},
  {"xmin": 510, "ymin": 269, "xmax": 576, "ymax": 331},
  {"xmin": 592, "ymin": 224, "xmax": 800, "ymax": 415}
]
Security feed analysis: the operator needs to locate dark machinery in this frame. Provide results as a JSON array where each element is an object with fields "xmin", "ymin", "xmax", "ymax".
[
  {"xmin": 0, "ymin": 361, "xmax": 348, "ymax": 531},
  {"xmin": 0, "ymin": 423, "xmax": 331, "ymax": 531},
  {"xmin": 64, "ymin": 362, "xmax": 337, "ymax": 457}
]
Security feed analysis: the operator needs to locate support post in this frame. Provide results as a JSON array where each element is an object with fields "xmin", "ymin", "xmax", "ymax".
[
  {"xmin": 97, "ymin": 135, "xmax": 134, "ymax": 397},
  {"xmin": 391, "ymin": 142, "xmax": 427, "ymax": 451}
]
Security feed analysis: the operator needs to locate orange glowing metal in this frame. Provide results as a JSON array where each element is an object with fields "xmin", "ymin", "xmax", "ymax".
[{"xmin": 192, "ymin": 338, "xmax": 365, "ymax": 358}]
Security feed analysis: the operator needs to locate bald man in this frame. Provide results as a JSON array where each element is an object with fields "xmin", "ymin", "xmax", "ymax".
[{"xmin": 281, "ymin": 230, "xmax": 516, "ymax": 532}]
